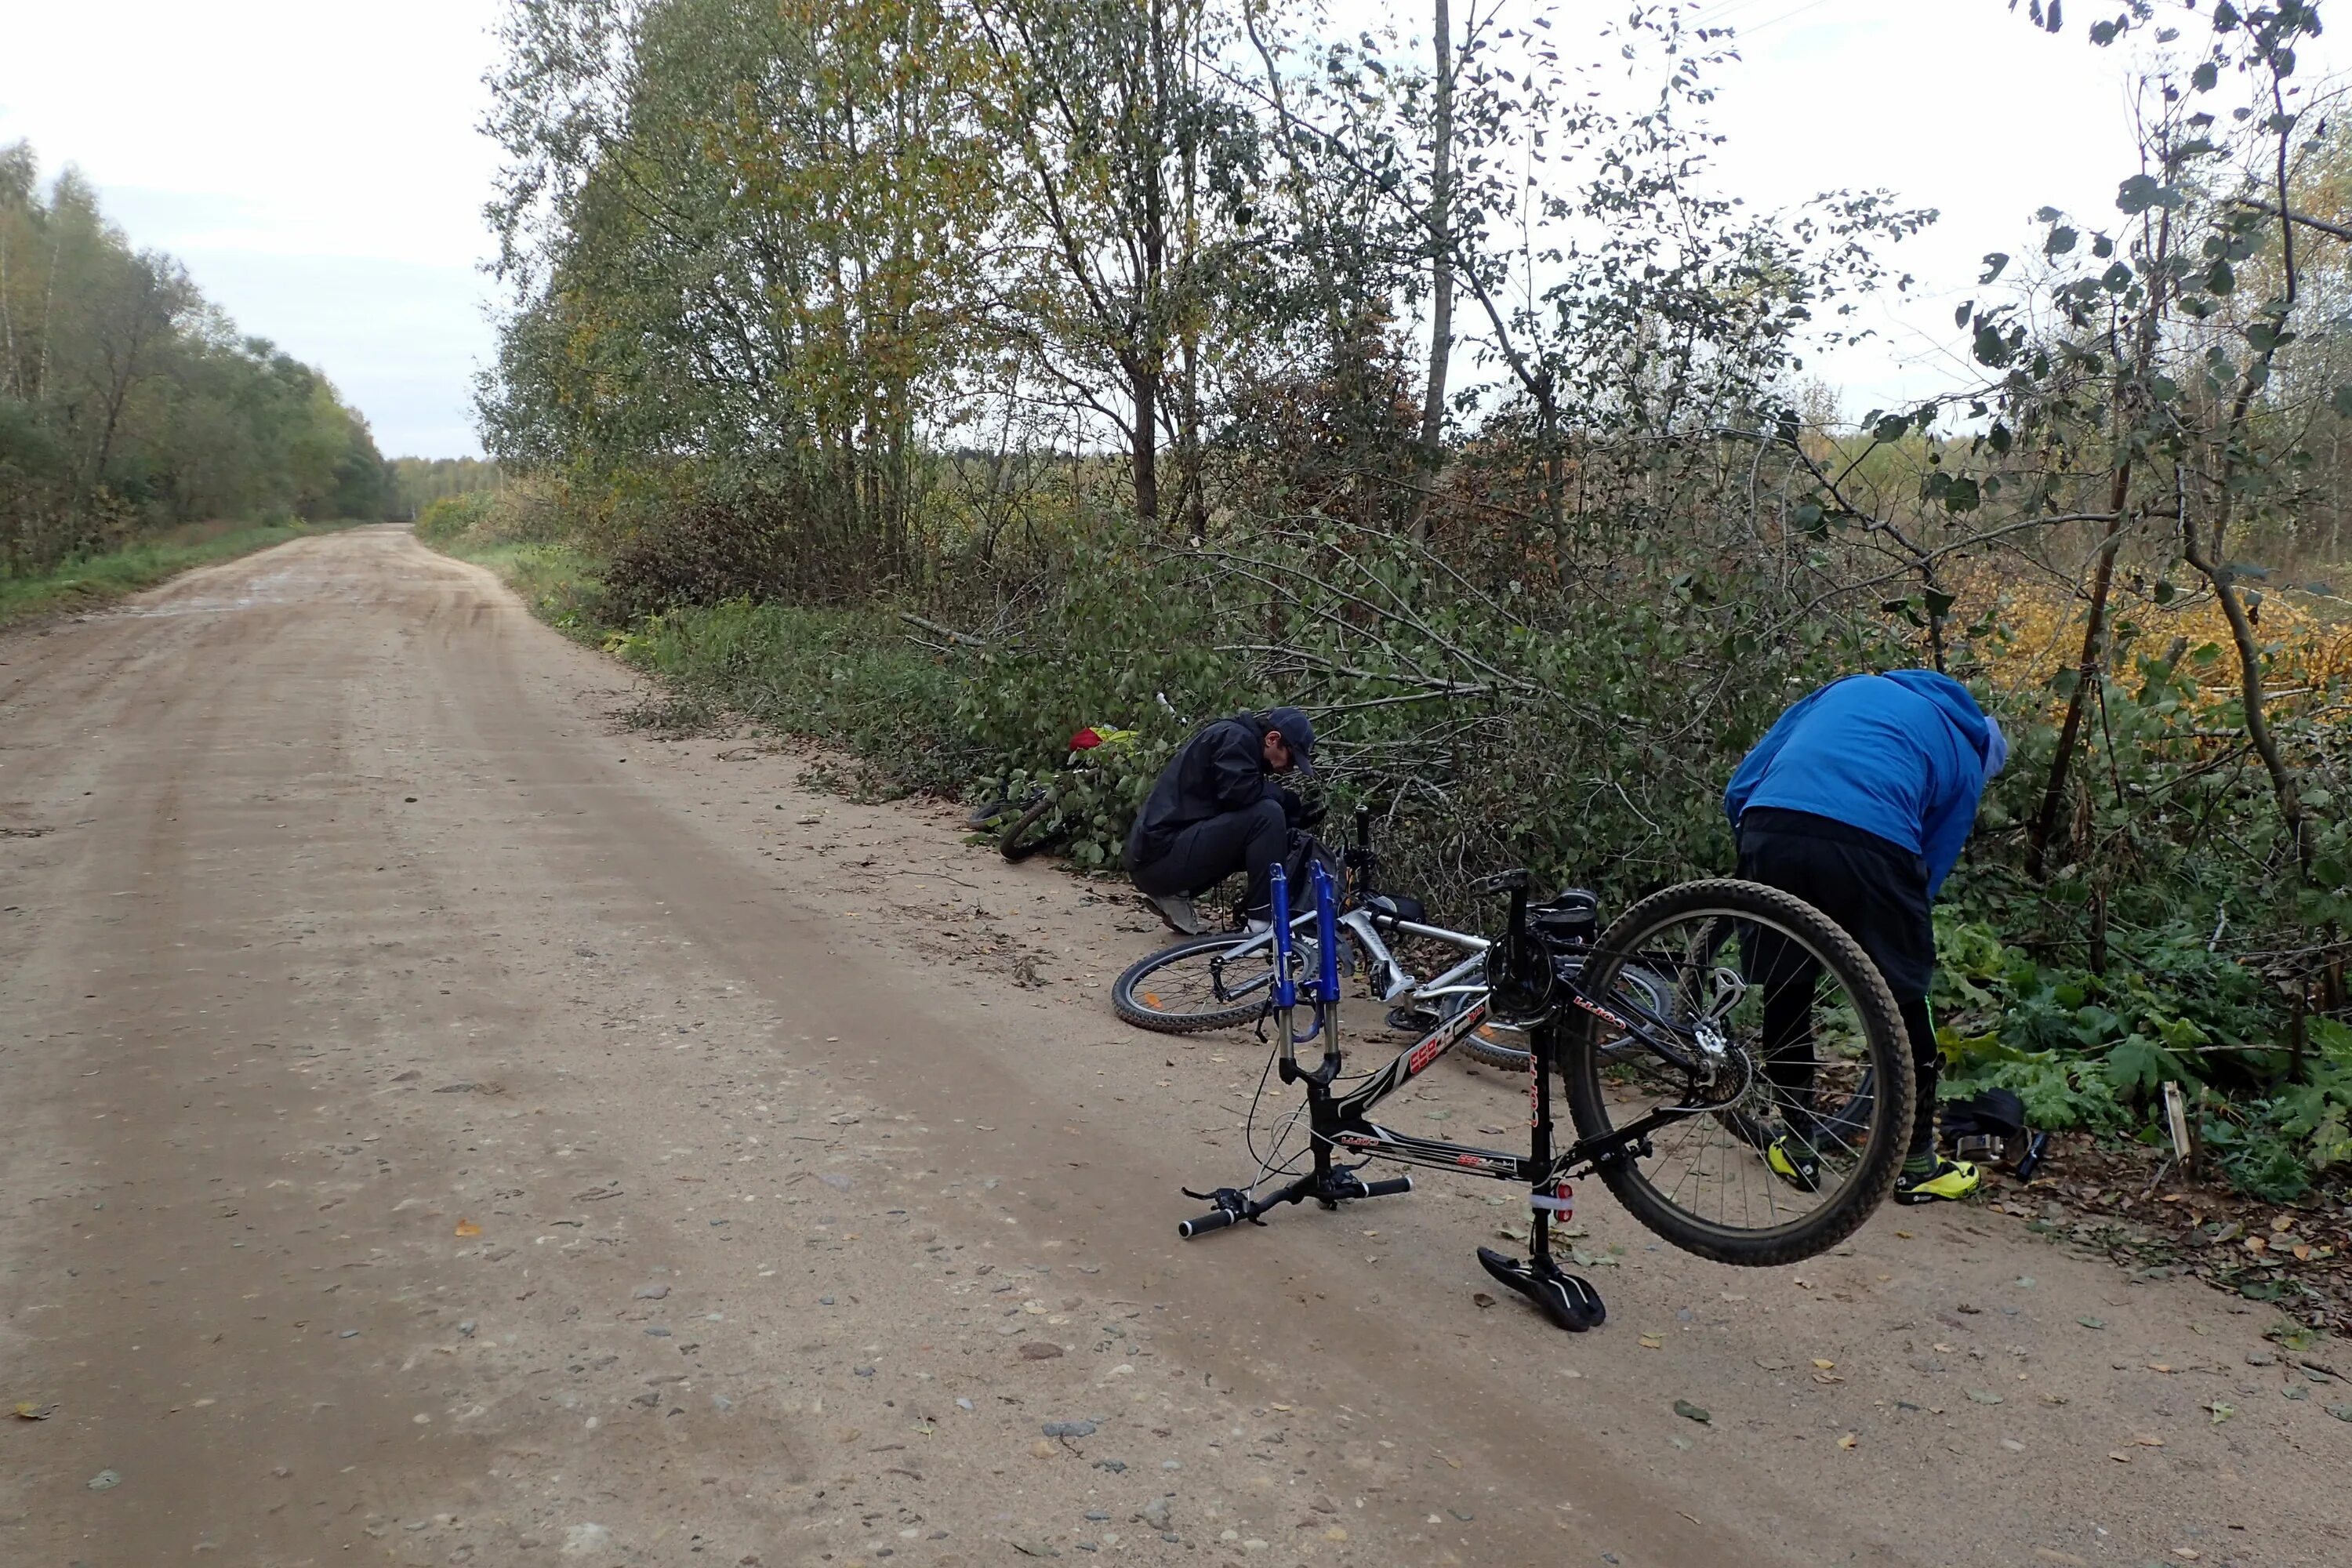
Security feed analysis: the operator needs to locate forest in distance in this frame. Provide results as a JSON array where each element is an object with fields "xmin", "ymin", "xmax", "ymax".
[{"xmin": 0, "ymin": 143, "xmax": 418, "ymax": 576}]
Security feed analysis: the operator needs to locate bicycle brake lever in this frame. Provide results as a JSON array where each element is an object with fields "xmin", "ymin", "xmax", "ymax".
[{"xmin": 1178, "ymin": 1185, "xmax": 1263, "ymax": 1224}]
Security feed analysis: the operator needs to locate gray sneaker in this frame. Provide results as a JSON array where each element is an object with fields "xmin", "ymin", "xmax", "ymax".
[{"xmin": 1146, "ymin": 892, "xmax": 1204, "ymax": 936}]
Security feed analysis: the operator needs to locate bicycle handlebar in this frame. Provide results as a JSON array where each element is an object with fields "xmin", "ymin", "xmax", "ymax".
[{"xmin": 1177, "ymin": 1170, "xmax": 1412, "ymax": 1237}]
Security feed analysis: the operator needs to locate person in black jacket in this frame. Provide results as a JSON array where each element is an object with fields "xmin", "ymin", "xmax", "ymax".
[{"xmin": 1126, "ymin": 707, "xmax": 1317, "ymax": 935}]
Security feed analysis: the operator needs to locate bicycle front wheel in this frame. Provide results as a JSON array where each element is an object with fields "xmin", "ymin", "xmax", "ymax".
[
  {"xmin": 1562, "ymin": 879, "xmax": 1913, "ymax": 1267},
  {"xmin": 1111, "ymin": 931, "xmax": 1282, "ymax": 1033}
]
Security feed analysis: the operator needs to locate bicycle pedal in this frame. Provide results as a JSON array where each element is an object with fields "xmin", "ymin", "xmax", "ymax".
[{"xmin": 1475, "ymin": 1246, "xmax": 1604, "ymax": 1333}]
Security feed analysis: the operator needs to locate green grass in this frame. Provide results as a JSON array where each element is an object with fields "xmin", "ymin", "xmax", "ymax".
[
  {"xmin": 0, "ymin": 518, "xmax": 365, "ymax": 630},
  {"xmin": 419, "ymin": 532, "xmax": 997, "ymax": 789}
]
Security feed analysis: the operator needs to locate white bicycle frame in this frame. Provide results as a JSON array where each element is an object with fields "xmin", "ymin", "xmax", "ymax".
[{"xmin": 1207, "ymin": 905, "xmax": 1490, "ymax": 1013}]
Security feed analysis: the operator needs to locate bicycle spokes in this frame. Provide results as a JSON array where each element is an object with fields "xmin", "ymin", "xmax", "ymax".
[{"xmin": 1568, "ymin": 903, "xmax": 1904, "ymax": 1244}]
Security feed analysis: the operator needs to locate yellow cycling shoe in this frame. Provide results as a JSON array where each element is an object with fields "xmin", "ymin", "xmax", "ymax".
[
  {"xmin": 1893, "ymin": 1156, "xmax": 1980, "ymax": 1205},
  {"xmin": 1765, "ymin": 1134, "xmax": 1824, "ymax": 1193}
]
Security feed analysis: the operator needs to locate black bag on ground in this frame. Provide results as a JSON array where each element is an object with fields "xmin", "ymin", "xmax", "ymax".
[
  {"xmin": 1940, "ymin": 1087, "xmax": 2030, "ymax": 1166},
  {"xmin": 1278, "ymin": 829, "xmax": 1340, "ymax": 903}
]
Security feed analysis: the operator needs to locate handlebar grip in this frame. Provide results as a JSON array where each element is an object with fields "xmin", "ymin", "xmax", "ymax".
[
  {"xmin": 1178, "ymin": 1207, "xmax": 1240, "ymax": 1238},
  {"xmin": 1361, "ymin": 1176, "xmax": 1413, "ymax": 1198}
]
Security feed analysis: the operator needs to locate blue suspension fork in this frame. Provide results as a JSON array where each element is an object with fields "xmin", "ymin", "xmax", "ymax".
[
  {"xmin": 1174, "ymin": 859, "xmax": 1411, "ymax": 1239},
  {"xmin": 1270, "ymin": 861, "xmax": 1345, "ymax": 1087}
]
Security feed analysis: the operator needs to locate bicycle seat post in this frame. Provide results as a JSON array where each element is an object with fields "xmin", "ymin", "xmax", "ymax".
[{"xmin": 1346, "ymin": 805, "xmax": 1376, "ymax": 902}]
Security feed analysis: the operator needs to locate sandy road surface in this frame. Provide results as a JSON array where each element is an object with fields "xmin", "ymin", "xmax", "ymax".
[{"xmin": 0, "ymin": 525, "xmax": 2346, "ymax": 1568}]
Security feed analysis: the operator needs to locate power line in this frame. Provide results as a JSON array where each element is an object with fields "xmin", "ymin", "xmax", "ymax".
[{"xmin": 1738, "ymin": 0, "xmax": 1842, "ymax": 38}]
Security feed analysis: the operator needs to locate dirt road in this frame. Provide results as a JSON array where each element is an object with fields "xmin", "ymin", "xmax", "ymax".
[{"xmin": 1, "ymin": 526, "xmax": 2345, "ymax": 1568}]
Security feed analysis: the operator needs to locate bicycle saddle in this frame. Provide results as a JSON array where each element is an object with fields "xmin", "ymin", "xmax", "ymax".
[{"xmin": 1363, "ymin": 892, "xmax": 1427, "ymax": 924}]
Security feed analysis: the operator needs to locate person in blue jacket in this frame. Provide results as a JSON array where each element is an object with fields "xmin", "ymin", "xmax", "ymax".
[{"xmin": 1724, "ymin": 670, "xmax": 2008, "ymax": 1204}]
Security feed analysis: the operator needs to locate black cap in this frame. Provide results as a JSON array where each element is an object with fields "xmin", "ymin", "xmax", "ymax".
[{"xmin": 1265, "ymin": 706, "xmax": 1316, "ymax": 775}]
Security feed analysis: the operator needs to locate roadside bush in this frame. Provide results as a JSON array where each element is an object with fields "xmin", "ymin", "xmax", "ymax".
[
  {"xmin": 608, "ymin": 518, "xmax": 1904, "ymax": 909},
  {"xmin": 601, "ymin": 470, "xmax": 893, "ymax": 622},
  {"xmin": 626, "ymin": 598, "xmax": 988, "ymax": 792},
  {"xmin": 1933, "ymin": 913, "xmax": 2352, "ymax": 1199},
  {"xmin": 415, "ymin": 493, "xmax": 493, "ymax": 544}
]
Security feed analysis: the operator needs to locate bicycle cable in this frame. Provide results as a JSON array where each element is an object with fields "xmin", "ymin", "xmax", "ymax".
[{"xmin": 1236, "ymin": 1044, "xmax": 1314, "ymax": 1194}]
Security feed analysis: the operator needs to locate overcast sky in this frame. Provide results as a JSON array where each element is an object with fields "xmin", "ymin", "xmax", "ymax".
[
  {"xmin": 0, "ymin": 1, "xmax": 2333, "ymax": 458},
  {"xmin": 0, "ymin": 1, "xmax": 503, "ymax": 458}
]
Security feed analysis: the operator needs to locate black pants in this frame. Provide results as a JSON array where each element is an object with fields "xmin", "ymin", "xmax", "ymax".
[
  {"xmin": 1736, "ymin": 808, "xmax": 1939, "ymax": 1160},
  {"xmin": 1128, "ymin": 798, "xmax": 1290, "ymax": 916}
]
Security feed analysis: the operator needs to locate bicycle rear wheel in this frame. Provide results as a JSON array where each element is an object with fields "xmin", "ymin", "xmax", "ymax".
[
  {"xmin": 1562, "ymin": 878, "xmax": 1913, "ymax": 1267},
  {"xmin": 1112, "ymin": 931, "xmax": 1283, "ymax": 1033}
]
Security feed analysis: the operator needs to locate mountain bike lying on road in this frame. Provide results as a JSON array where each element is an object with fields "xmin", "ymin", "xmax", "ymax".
[
  {"xmin": 1112, "ymin": 808, "xmax": 1614, "ymax": 1071},
  {"xmin": 1174, "ymin": 860, "xmax": 1915, "ymax": 1331}
]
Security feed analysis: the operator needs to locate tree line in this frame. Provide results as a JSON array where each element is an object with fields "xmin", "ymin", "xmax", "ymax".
[
  {"xmin": 390, "ymin": 456, "xmax": 506, "ymax": 518},
  {"xmin": 0, "ymin": 141, "xmax": 396, "ymax": 576}
]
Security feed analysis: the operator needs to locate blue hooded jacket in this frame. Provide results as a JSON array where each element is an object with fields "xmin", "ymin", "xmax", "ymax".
[{"xmin": 1723, "ymin": 671, "xmax": 1998, "ymax": 898}]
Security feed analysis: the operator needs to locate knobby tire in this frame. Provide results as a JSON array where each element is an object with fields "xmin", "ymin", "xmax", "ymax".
[
  {"xmin": 1000, "ymin": 796, "xmax": 1065, "ymax": 862},
  {"xmin": 1562, "ymin": 878, "xmax": 1915, "ymax": 1268},
  {"xmin": 1111, "ymin": 932, "xmax": 1274, "ymax": 1034}
]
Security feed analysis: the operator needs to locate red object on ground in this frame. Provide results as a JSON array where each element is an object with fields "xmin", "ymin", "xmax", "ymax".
[{"xmin": 1069, "ymin": 727, "xmax": 1104, "ymax": 750}]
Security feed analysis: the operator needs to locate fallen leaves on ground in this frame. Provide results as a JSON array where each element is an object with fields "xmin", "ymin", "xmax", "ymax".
[{"xmin": 1973, "ymin": 1137, "xmax": 2352, "ymax": 1337}]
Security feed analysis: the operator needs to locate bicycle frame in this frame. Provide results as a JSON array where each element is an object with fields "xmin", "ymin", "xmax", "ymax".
[
  {"xmin": 1262, "ymin": 864, "xmax": 1715, "ymax": 1197},
  {"xmin": 1204, "ymin": 902, "xmax": 1490, "ymax": 1011}
]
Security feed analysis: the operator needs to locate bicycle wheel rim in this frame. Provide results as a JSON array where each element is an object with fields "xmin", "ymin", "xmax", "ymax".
[
  {"xmin": 1564, "ymin": 880, "xmax": 1913, "ymax": 1265},
  {"xmin": 1111, "ymin": 931, "xmax": 1279, "ymax": 1033}
]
